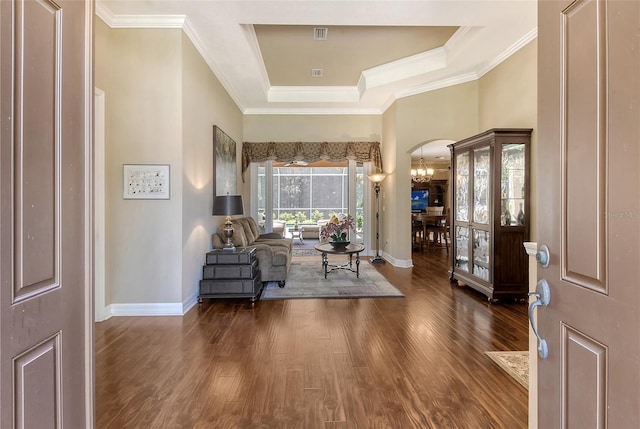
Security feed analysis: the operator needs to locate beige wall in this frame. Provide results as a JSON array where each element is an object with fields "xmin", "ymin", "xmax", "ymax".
[
  {"xmin": 382, "ymin": 40, "xmax": 538, "ymax": 264},
  {"xmin": 478, "ymin": 38, "xmax": 538, "ymax": 240},
  {"xmin": 243, "ymin": 115, "xmax": 380, "ymax": 143},
  {"xmin": 96, "ymin": 23, "xmax": 184, "ymax": 305},
  {"xmin": 479, "ymin": 40, "xmax": 537, "ymax": 130},
  {"xmin": 96, "ymin": 21, "xmax": 242, "ymax": 310},
  {"xmin": 387, "ymin": 82, "xmax": 480, "ymax": 263},
  {"xmin": 181, "ymin": 33, "xmax": 243, "ymax": 305},
  {"xmin": 380, "ymin": 103, "xmax": 397, "ymax": 259}
]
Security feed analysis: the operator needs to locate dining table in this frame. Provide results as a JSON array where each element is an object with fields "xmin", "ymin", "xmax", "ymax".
[{"xmin": 412, "ymin": 214, "xmax": 447, "ymax": 249}]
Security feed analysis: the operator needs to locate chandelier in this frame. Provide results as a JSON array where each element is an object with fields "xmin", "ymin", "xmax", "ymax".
[{"xmin": 411, "ymin": 148, "xmax": 434, "ymax": 183}]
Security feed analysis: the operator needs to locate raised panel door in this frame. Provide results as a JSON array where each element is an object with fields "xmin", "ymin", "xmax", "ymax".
[
  {"xmin": 537, "ymin": 0, "xmax": 640, "ymax": 426},
  {"xmin": 0, "ymin": 0, "xmax": 92, "ymax": 427}
]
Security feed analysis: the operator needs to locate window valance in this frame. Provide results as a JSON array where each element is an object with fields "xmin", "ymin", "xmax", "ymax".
[{"xmin": 241, "ymin": 141, "xmax": 383, "ymax": 181}]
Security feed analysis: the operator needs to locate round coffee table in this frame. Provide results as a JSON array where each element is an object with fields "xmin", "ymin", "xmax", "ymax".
[{"xmin": 314, "ymin": 242, "xmax": 366, "ymax": 279}]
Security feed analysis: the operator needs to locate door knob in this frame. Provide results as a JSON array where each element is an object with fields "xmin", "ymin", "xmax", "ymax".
[
  {"xmin": 528, "ymin": 279, "xmax": 550, "ymax": 359},
  {"xmin": 536, "ymin": 244, "xmax": 550, "ymax": 268}
]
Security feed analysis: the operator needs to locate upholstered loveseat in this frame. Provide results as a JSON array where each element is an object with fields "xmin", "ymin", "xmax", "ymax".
[
  {"xmin": 269, "ymin": 220, "xmax": 326, "ymax": 240},
  {"xmin": 298, "ymin": 220, "xmax": 330, "ymax": 240},
  {"xmin": 212, "ymin": 216, "xmax": 292, "ymax": 287}
]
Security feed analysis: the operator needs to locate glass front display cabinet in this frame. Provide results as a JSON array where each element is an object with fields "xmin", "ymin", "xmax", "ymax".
[{"xmin": 448, "ymin": 128, "xmax": 531, "ymax": 301}]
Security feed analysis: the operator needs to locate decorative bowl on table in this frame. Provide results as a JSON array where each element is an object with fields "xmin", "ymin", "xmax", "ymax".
[{"xmin": 329, "ymin": 241, "xmax": 350, "ymax": 249}]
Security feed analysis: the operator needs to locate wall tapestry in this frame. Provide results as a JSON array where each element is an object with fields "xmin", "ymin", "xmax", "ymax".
[{"xmin": 213, "ymin": 125, "xmax": 237, "ymax": 196}]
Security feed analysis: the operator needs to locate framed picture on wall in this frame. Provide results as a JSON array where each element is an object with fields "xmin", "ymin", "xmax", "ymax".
[
  {"xmin": 213, "ymin": 125, "xmax": 237, "ymax": 196},
  {"xmin": 123, "ymin": 164, "xmax": 170, "ymax": 199}
]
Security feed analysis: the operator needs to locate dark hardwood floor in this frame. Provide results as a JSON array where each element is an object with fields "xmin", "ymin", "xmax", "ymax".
[{"xmin": 95, "ymin": 248, "xmax": 529, "ymax": 429}]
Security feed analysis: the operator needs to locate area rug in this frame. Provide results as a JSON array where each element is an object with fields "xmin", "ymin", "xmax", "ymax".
[
  {"xmin": 292, "ymin": 247, "xmax": 319, "ymax": 257},
  {"xmin": 292, "ymin": 239, "xmax": 321, "ymax": 257},
  {"xmin": 261, "ymin": 260, "xmax": 405, "ymax": 300},
  {"xmin": 485, "ymin": 351, "xmax": 529, "ymax": 390}
]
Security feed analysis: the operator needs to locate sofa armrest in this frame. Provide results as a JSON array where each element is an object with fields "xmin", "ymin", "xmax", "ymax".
[
  {"xmin": 258, "ymin": 232, "xmax": 283, "ymax": 240},
  {"xmin": 211, "ymin": 233, "xmax": 225, "ymax": 249},
  {"xmin": 251, "ymin": 243, "xmax": 274, "ymax": 259},
  {"xmin": 252, "ymin": 243, "xmax": 288, "ymax": 268}
]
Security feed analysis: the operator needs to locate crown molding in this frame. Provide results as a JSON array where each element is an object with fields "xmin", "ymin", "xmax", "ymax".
[
  {"xmin": 97, "ymin": 7, "xmax": 186, "ymax": 28},
  {"xmin": 394, "ymin": 72, "xmax": 479, "ymax": 100},
  {"xmin": 266, "ymin": 45, "xmax": 447, "ymax": 106},
  {"xmin": 241, "ymin": 24, "xmax": 273, "ymax": 96},
  {"xmin": 445, "ymin": 26, "xmax": 474, "ymax": 51},
  {"xmin": 95, "ymin": 1, "xmax": 114, "ymax": 25},
  {"xmin": 95, "ymin": 1, "xmax": 248, "ymax": 111},
  {"xmin": 391, "ymin": 26, "xmax": 538, "ymax": 104},
  {"xmin": 182, "ymin": 17, "xmax": 247, "ymax": 111},
  {"xmin": 476, "ymin": 27, "xmax": 538, "ymax": 78},
  {"xmin": 379, "ymin": 95, "xmax": 397, "ymax": 115},
  {"xmin": 361, "ymin": 46, "xmax": 447, "ymax": 89},
  {"xmin": 243, "ymin": 107, "xmax": 383, "ymax": 115}
]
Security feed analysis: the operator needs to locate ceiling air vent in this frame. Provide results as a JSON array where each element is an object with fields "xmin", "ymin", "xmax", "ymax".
[
  {"xmin": 311, "ymin": 68, "xmax": 324, "ymax": 78},
  {"xmin": 313, "ymin": 27, "xmax": 328, "ymax": 40}
]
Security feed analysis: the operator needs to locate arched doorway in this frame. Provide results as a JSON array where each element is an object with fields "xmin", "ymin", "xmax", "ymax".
[{"xmin": 409, "ymin": 139, "xmax": 453, "ymax": 257}]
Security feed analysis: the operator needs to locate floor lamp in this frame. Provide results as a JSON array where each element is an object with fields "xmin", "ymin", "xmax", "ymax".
[{"xmin": 367, "ymin": 172, "xmax": 386, "ymax": 264}]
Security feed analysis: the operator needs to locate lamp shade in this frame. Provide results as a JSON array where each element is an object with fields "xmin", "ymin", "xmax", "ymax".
[
  {"xmin": 367, "ymin": 173, "xmax": 387, "ymax": 183},
  {"xmin": 212, "ymin": 195, "xmax": 244, "ymax": 216}
]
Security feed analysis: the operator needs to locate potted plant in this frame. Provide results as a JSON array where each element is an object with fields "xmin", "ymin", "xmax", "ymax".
[{"xmin": 320, "ymin": 214, "xmax": 355, "ymax": 248}]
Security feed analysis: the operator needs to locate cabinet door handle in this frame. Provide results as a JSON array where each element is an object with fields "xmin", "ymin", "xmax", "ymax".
[{"xmin": 528, "ymin": 279, "xmax": 550, "ymax": 359}]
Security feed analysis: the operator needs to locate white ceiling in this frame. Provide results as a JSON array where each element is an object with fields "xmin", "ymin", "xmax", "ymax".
[{"xmin": 96, "ymin": 0, "xmax": 537, "ymax": 115}]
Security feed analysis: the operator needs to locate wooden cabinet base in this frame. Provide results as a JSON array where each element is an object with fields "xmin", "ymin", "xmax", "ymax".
[{"xmin": 450, "ymin": 272, "xmax": 526, "ymax": 302}]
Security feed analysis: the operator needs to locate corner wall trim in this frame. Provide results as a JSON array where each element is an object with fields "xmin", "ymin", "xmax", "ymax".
[{"xmin": 183, "ymin": 295, "xmax": 198, "ymax": 314}]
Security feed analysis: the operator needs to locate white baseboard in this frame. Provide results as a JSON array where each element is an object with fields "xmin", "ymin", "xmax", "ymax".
[
  {"xmin": 383, "ymin": 252, "xmax": 413, "ymax": 268},
  {"xmin": 108, "ymin": 303, "xmax": 185, "ymax": 317},
  {"xmin": 182, "ymin": 294, "xmax": 198, "ymax": 314},
  {"xmin": 99, "ymin": 305, "xmax": 113, "ymax": 321},
  {"xmin": 99, "ymin": 294, "xmax": 199, "ymax": 319}
]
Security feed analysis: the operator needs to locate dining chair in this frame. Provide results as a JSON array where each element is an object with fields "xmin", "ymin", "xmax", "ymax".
[
  {"xmin": 411, "ymin": 218, "xmax": 425, "ymax": 251},
  {"xmin": 425, "ymin": 211, "xmax": 450, "ymax": 253},
  {"xmin": 426, "ymin": 206, "xmax": 444, "ymax": 216}
]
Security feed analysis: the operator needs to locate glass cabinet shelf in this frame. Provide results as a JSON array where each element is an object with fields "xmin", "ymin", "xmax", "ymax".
[
  {"xmin": 454, "ymin": 226, "xmax": 469, "ymax": 272},
  {"xmin": 473, "ymin": 147, "xmax": 491, "ymax": 225},
  {"xmin": 455, "ymin": 152, "xmax": 470, "ymax": 222},
  {"xmin": 500, "ymin": 143, "xmax": 526, "ymax": 226},
  {"xmin": 472, "ymin": 229, "xmax": 490, "ymax": 280}
]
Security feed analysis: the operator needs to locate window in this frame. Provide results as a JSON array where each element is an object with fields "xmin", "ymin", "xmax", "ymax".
[
  {"xmin": 259, "ymin": 163, "xmax": 348, "ymax": 222},
  {"xmin": 256, "ymin": 161, "xmax": 366, "ymax": 242}
]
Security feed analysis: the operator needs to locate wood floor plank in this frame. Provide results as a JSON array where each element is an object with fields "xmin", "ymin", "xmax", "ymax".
[
  {"xmin": 96, "ymin": 249, "xmax": 529, "ymax": 428},
  {"xmin": 332, "ymin": 353, "xmax": 384, "ymax": 429}
]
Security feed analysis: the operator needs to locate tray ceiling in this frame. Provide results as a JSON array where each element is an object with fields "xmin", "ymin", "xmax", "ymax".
[{"xmin": 97, "ymin": 0, "xmax": 537, "ymax": 115}]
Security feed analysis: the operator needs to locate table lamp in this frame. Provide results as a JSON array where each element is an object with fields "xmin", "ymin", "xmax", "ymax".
[{"xmin": 212, "ymin": 194, "xmax": 244, "ymax": 251}]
